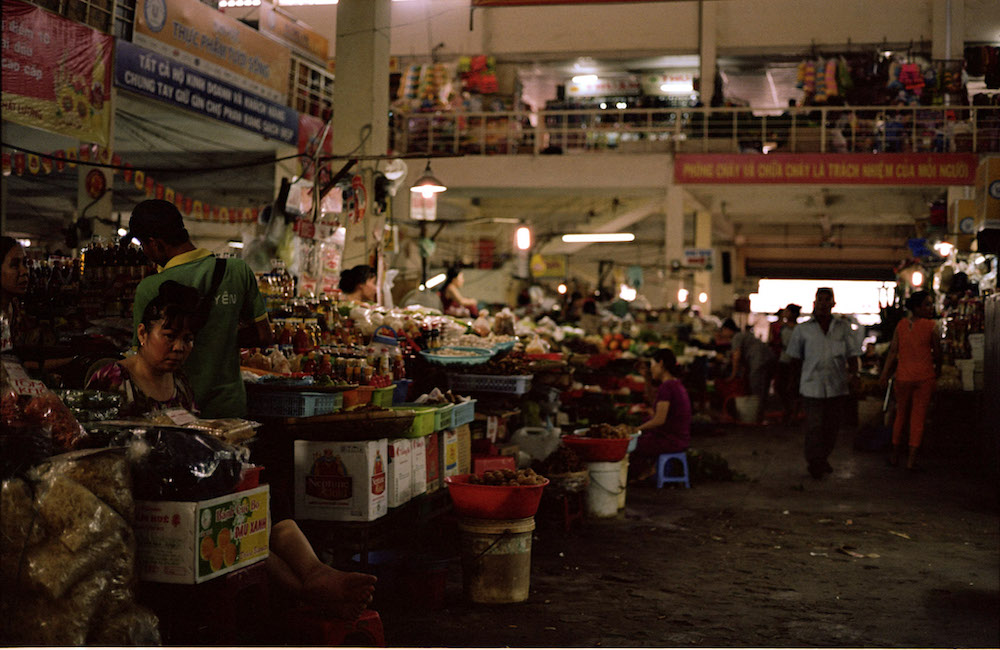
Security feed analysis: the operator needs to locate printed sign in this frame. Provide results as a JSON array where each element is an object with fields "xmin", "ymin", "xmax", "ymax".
[
  {"xmin": 1, "ymin": 0, "xmax": 113, "ymax": 145},
  {"xmin": 674, "ymin": 153, "xmax": 979, "ymax": 186},
  {"xmin": 566, "ymin": 76, "xmax": 641, "ymax": 98},
  {"xmin": 134, "ymin": 0, "xmax": 290, "ymax": 102},
  {"xmin": 258, "ymin": 2, "xmax": 329, "ymax": 62},
  {"xmin": 683, "ymin": 248, "xmax": 714, "ymax": 270},
  {"xmin": 114, "ymin": 40, "xmax": 298, "ymax": 145},
  {"xmin": 530, "ymin": 254, "xmax": 568, "ymax": 278}
]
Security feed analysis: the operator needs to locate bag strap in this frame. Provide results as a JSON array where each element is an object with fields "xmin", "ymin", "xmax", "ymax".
[{"xmin": 199, "ymin": 257, "xmax": 227, "ymax": 315}]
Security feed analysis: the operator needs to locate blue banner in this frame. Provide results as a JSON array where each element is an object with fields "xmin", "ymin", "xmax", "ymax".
[{"xmin": 114, "ymin": 39, "xmax": 298, "ymax": 145}]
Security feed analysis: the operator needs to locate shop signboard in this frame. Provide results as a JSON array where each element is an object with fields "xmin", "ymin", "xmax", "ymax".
[
  {"xmin": 257, "ymin": 2, "xmax": 329, "ymax": 63},
  {"xmin": 1, "ymin": 0, "xmax": 113, "ymax": 146},
  {"xmin": 114, "ymin": 40, "xmax": 298, "ymax": 146},
  {"xmin": 682, "ymin": 248, "xmax": 714, "ymax": 271},
  {"xmin": 529, "ymin": 254, "xmax": 568, "ymax": 278},
  {"xmin": 566, "ymin": 75, "xmax": 640, "ymax": 98},
  {"xmin": 641, "ymin": 72, "xmax": 696, "ymax": 97},
  {"xmin": 134, "ymin": 0, "xmax": 290, "ymax": 103},
  {"xmin": 674, "ymin": 153, "xmax": 979, "ymax": 186}
]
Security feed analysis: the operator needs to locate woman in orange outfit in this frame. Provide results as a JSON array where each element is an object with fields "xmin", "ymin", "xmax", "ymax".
[{"xmin": 879, "ymin": 290, "xmax": 941, "ymax": 471}]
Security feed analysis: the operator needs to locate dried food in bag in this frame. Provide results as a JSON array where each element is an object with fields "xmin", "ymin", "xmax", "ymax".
[
  {"xmin": 5, "ymin": 570, "xmax": 110, "ymax": 646},
  {"xmin": 0, "ymin": 478, "xmax": 45, "ymax": 583},
  {"xmin": 38, "ymin": 449, "xmax": 133, "ymax": 523},
  {"xmin": 22, "ymin": 391, "xmax": 88, "ymax": 452}
]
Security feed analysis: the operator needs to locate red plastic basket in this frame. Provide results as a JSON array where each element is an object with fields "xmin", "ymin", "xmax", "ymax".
[
  {"xmin": 560, "ymin": 435, "xmax": 631, "ymax": 462},
  {"xmin": 444, "ymin": 474, "xmax": 549, "ymax": 519}
]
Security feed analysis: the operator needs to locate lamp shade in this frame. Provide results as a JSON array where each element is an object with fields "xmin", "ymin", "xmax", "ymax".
[{"xmin": 410, "ymin": 161, "xmax": 447, "ymax": 197}]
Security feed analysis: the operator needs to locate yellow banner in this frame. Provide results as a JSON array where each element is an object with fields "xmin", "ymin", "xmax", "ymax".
[
  {"xmin": 258, "ymin": 2, "xmax": 329, "ymax": 62},
  {"xmin": 530, "ymin": 254, "xmax": 568, "ymax": 278},
  {"xmin": 134, "ymin": 0, "xmax": 290, "ymax": 102}
]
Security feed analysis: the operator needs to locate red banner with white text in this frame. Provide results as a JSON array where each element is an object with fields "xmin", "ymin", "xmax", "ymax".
[
  {"xmin": 674, "ymin": 153, "xmax": 979, "ymax": 186},
  {"xmin": 1, "ymin": 0, "xmax": 113, "ymax": 146}
]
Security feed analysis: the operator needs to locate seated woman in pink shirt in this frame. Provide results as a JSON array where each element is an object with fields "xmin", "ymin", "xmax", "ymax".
[
  {"xmin": 632, "ymin": 348, "xmax": 692, "ymax": 480},
  {"xmin": 879, "ymin": 290, "xmax": 941, "ymax": 471}
]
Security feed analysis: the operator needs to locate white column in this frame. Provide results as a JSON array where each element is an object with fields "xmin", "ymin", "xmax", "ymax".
[
  {"xmin": 931, "ymin": 0, "xmax": 964, "ymax": 61},
  {"xmin": 664, "ymin": 185, "xmax": 685, "ymax": 308},
  {"xmin": 694, "ymin": 209, "xmax": 712, "ymax": 314},
  {"xmin": 335, "ymin": 0, "xmax": 391, "ymax": 272},
  {"xmin": 699, "ymin": 0, "xmax": 718, "ymax": 105}
]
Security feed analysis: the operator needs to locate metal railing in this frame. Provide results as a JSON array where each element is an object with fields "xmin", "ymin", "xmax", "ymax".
[{"xmin": 393, "ymin": 105, "xmax": 1000, "ymax": 156}]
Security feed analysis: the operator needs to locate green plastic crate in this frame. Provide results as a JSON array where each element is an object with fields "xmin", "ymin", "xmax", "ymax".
[
  {"xmin": 433, "ymin": 404, "xmax": 454, "ymax": 431},
  {"xmin": 450, "ymin": 399, "xmax": 476, "ymax": 428},
  {"xmin": 391, "ymin": 404, "xmax": 436, "ymax": 437},
  {"xmin": 371, "ymin": 385, "xmax": 395, "ymax": 407}
]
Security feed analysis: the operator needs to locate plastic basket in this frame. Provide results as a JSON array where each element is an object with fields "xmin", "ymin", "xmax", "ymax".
[
  {"xmin": 433, "ymin": 404, "xmax": 454, "ymax": 431},
  {"xmin": 446, "ymin": 374, "xmax": 532, "ymax": 395},
  {"xmin": 391, "ymin": 405, "xmax": 436, "ymax": 437},
  {"xmin": 248, "ymin": 390, "xmax": 342, "ymax": 418},
  {"xmin": 450, "ymin": 399, "xmax": 476, "ymax": 428},
  {"xmin": 392, "ymin": 379, "xmax": 413, "ymax": 404},
  {"xmin": 342, "ymin": 388, "xmax": 372, "ymax": 409},
  {"xmin": 371, "ymin": 385, "xmax": 396, "ymax": 408}
]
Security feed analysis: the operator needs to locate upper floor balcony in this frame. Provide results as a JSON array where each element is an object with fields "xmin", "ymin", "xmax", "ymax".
[{"xmin": 392, "ymin": 104, "xmax": 1000, "ymax": 158}]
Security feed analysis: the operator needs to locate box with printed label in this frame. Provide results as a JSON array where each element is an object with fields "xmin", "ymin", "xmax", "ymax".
[
  {"xmin": 440, "ymin": 429, "xmax": 459, "ymax": 478},
  {"xmin": 410, "ymin": 435, "xmax": 427, "ymax": 496},
  {"xmin": 294, "ymin": 439, "xmax": 388, "ymax": 521},
  {"xmin": 455, "ymin": 424, "xmax": 471, "ymax": 475},
  {"xmin": 387, "ymin": 438, "xmax": 412, "ymax": 508},
  {"xmin": 424, "ymin": 432, "xmax": 441, "ymax": 493},
  {"xmin": 134, "ymin": 485, "xmax": 270, "ymax": 584}
]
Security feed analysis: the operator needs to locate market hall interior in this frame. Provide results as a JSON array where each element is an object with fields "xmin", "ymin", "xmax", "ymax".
[{"xmin": 2, "ymin": 0, "xmax": 999, "ymax": 647}]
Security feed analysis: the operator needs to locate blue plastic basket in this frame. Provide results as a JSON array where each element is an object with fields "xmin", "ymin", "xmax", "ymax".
[
  {"xmin": 450, "ymin": 399, "xmax": 476, "ymax": 428},
  {"xmin": 248, "ymin": 390, "xmax": 342, "ymax": 418}
]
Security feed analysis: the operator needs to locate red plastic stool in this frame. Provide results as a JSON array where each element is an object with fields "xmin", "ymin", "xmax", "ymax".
[
  {"xmin": 287, "ymin": 608, "xmax": 386, "ymax": 647},
  {"xmin": 561, "ymin": 492, "xmax": 585, "ymax": 532}
]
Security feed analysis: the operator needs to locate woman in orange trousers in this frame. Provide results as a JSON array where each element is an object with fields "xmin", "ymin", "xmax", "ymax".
[{"xmin": 879, "ymin": 290, "xmax": 941, "ymax": 471}]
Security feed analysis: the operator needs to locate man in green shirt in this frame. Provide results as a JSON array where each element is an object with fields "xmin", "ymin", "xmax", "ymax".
[{"xmin": 128, "ymin": 199, "xmax": 274, "ymax": 418}]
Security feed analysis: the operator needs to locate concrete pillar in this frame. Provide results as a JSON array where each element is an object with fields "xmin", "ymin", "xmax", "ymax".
[
  {"xmin": 335, "ymin": 0, "xmax": 391, "ymax": 274},
  {"xmin": 694, "ymin": 209, "xmax": 712, "ymax": 314},
  {"xmin": 664, "ymin": 185, "xmax": 685, "ymax": 308},
  {"xmin": 931, "ymin": 0, "xmax": 964, "ymax": 61},
  {"xmin": 699, "ymin": 0, "xmax": 717, "ymax": 105}
]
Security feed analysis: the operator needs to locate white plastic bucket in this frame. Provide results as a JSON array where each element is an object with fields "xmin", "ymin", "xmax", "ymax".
[
  {"xmin": 734, "ymin": 395, "xmax": 760, "ymax": 423},
  {"xmin": 617, "ymin": 457, "xmax": 629, "ymax": 509},
  {"xmin": 586, "ymin": 460, "xmax": 625, "ymax": 518}
]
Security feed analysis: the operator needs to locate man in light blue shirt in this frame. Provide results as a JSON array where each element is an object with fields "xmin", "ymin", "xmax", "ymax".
[{"xmin": 785, "ymin": 287, "xmax": 862, "ymax": 479}]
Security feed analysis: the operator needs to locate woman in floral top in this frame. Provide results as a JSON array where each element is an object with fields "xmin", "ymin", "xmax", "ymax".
[{"xmin": 87, "ymin": 280, "xmax": 204, "ymax": 417}]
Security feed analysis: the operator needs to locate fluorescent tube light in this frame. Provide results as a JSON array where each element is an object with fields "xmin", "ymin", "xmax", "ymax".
[
  {"xmin": 425, "ymin": 273, "xmax": 447, "ymax": 289},
  {"xmin": 561, "ymin": 233, "xmax": 635, "ymax": 243}
]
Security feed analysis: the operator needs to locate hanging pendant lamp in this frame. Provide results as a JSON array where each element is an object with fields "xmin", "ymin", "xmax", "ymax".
[{"xmin": 410, "ymin": 161, "xmax": 447, "ymax": 198}]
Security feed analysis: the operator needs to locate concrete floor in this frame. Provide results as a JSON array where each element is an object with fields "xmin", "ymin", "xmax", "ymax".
[{"xmin": 375, "ymin": 417, "xmax": 999, "ymax": 648}]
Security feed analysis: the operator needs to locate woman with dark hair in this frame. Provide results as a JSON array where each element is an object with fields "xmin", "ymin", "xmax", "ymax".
[
  {"xmin": 1, "ymin": 236, "xmax": 29, "ymax": 357},
  {"xmin": 439, "ymin": 266, "xmax": 478, "ymax": 317},
  {"xmin": 338, "ymin": 265, "xmax": 377, "ymax": 303},
  {"xmin": 632, "ymin": 347, "xmax": 692, "ymax": 480},
  {"xmin": 879, "ymin": 290, "xmax": 941, "ymax": 470},
  {"xmin": 86, "ymin": 280, "xmax": 205, "ymax": 416}
]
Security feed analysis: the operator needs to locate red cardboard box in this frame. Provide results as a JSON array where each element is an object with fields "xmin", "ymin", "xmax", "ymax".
[
  {"xmin": 472, "ymin": 454, "xmax": 516, "ymax": 475},
  {"xmin": 424, "ymin": 432, "xmax": 441, "ymax": 493}
]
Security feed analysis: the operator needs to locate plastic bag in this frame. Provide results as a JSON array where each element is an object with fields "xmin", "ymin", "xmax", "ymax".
[
  {"xmin": 22, "ymin": 390, "xmax": 88, "ymax": 452},
  {"xmin": 127, "ymin": 426, "xmax": 249, "ymax": 501}
]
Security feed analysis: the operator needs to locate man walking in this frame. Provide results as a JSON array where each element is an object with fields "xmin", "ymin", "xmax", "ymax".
[
  {"xmin": 128, "ymin": 199, "xmax": 274, "ymax": 418},
  {"xmin": 785, "ymin": 287, "xmax": 861, "ymax": 478}
]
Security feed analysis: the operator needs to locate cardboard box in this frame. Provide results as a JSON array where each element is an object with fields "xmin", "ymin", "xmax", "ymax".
[
  {"xmin": 294, "ymin": 439, "xmax": 388, "ymax": 521},
  {"xmin": 134, "ymin": 485, "xmax": 270, "ymax": 584},
  {"xmin": 495, "ymin": 443, "xmax": 520, "ymax": 458},
  {"xmin": 387, "ymin": 438, "xmax": 412, "ymax": 508},
  {"xmin": 441, "ymin": 429, "xmax": 459, "ymax": 478},
  {"xmin": 455, "ymin": 424, "xmax": 471, "ymax": 475},
  {"xmin": 424, "ymin": 432, "xmax": 441, "ymax": 493},
  {"xmin": 410, "ymin": 435, "xmax": 427, "ymax": 496},
  {"xmin": 472, "ymin": 454, "xmax": 516, "ymax": 475}
]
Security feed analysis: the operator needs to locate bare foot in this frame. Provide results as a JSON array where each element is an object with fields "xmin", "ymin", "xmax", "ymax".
[{"xmin": 301, "ymin": 566, "xmax": 377, "ymax": 620}]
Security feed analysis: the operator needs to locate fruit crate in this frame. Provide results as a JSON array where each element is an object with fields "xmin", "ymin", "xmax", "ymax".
[
  {"xmin": 248, "ymin": 390, "xmax": 342, "ymax": 418},
  {"xmin": 446, "ymin": 374, "xmax": 533, "ymax": 395},
  {"xmin": 450, "ymin": 399, "xmax": 476, "ymax": 428}
]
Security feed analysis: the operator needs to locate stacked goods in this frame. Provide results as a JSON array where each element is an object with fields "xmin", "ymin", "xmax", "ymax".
[{"xmin": 1, "ymin": 450, "xmax": 161, "ymax": 645}]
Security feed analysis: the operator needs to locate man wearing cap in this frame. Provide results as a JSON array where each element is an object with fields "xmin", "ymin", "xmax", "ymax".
[
  {"xmin": 785, "ymin": 288, "xmax": 862, "ymax": 479},
  {"xmin": 128, "ymin": 199, "xmax": 274, "ymax": 418}
]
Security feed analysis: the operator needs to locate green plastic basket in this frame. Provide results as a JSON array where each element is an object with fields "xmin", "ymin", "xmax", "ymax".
[
  {"xmin": 371, "ymin": 385, "xmax": 396, "ymax": 407},
  {"xmin": 391, "ymin": 405, "xmax": 436, "ymax": 437},
  {"xmin": 433, "ymin": 404, "xmax": 454, "ymax": 431}
]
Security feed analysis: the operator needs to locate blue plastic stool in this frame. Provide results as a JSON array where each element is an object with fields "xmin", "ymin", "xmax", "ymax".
[{"xmin": 656, "ymin": 452, "xmax": 690, "ymax": 489}]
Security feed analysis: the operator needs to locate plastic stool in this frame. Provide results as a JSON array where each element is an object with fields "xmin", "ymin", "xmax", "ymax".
[
  {"xmin": 286, "ymin": 608, "xmax": 386, "ymax": 647},
  {"xmin": 561, "ymin": 492, "xmax": 585, "ymax": 532},
  {"xmin": 656, "ymin": 452, "xmax": 690, "ymax": 489}
]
